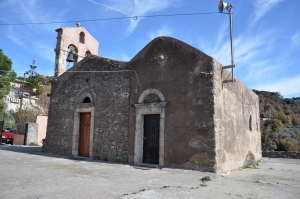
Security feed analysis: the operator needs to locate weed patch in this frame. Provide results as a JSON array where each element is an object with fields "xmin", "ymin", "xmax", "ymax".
[
  {"xmin": 28, "ymin": 142, "xmax": 38, "ymax": 146},
  {"xmin": 256, "ymin": 160, "xmax": 260, "ymax": 166},
  {"xmin": 200, "ymin": 176, "xmax": 211, "ymax": 183}
]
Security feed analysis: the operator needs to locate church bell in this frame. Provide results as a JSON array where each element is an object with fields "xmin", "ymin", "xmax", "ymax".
[
  {"xmin": 66, "ymin": 53, "xmax": 75, "ymax": 62},
  {"xmin": 66, "ymin": 45, "xmax": 77, "ymax": 63}
]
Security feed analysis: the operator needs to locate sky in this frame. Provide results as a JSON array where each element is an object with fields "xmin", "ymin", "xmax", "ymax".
[{"xmin": 0, "ymin": 0, "xmax": 299, "ymax": 98}]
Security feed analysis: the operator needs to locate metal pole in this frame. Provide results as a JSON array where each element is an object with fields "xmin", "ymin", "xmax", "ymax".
[
  {"xmin": 19, "ymin": 73, "xmax": 26, "ymax": 112},
  {"xmin": 229, "ymin": 8, "xmax": 235, "ymax": 82}
]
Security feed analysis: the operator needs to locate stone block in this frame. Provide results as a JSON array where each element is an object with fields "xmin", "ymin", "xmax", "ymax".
[
  {"xmin": 198, "ymin": 121, "xmax": 214, "ymax": 129},
  {"xmin": 215, "ymin": 149, "xmax": 224, "ymax": 157},
  {"xmin": 243, "ymin": 151, "xmax": 255, "ymax": 167},
  {"xmin": 193, "ymin": 158, "xmax": 215, "ymax": 167},
  {"xmin": 214, "ymin": 106, "xmax": 221, "ymax": 116},
  {"xmin": 189, "ymin": 139, "xmax": 215, "ymax": 150},
  {"xmin": 197, "ymin": 97, "xmax": 218, "ymax": 105},
  {"xmin": 159, "ymin": 139, "xmax": 164, "ymax": 148},
  {"xmin": 159, "ymin": 158, "xmax": 164, "ymax": 166},
  {"xmin": 25, "ymin": 123, "xmax": 38, "ymax": 145}
]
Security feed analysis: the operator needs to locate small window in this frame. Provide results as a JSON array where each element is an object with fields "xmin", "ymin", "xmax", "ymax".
[
  {"xmin": 79, "ymin": 32, "xmax": 85, "ymax": 44},
  {"xmin": 82, "ymin": 97, "xmax": 91, "ymax": 103},
  {"xmin": 249, "ymin": 115, "xmax": 252, "ymax": 131}
]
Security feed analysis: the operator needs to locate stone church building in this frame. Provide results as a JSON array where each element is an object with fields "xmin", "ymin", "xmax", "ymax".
[{"xmin": 43, "ymin": 26, "xmax": 261, "ymax": 173}]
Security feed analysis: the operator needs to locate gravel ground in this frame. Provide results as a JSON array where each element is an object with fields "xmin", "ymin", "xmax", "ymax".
[{"xmin": 0, "ymin": 145, "xmax": 299, "ymax": 199}]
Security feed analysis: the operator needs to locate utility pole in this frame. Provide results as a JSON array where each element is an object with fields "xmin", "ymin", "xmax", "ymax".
[
  {"xmin": 218, "ymin": 0, "xmax": 235, "ymax": 83},
  {"xmin": 19, "ymin": 73, "xmax": 26, "ymax": 112}
]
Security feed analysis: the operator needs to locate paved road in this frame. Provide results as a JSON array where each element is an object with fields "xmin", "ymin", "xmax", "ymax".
[{"xmin": 0, "ymin": 145, "xmax": 300, "ymax": 199}]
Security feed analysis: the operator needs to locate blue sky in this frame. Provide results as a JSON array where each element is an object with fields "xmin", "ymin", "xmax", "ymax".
[{"xmin": 0, "ymin": 0, "xmax": 299, "ymax": 98}]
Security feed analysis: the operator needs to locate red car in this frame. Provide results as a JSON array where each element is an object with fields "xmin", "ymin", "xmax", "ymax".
[{"xmin": 1, "ymin": 129, "xmax": 15, "ymax": 144}]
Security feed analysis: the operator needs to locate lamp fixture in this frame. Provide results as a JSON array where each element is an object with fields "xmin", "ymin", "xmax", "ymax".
[
  {"xmin": 200, "ymin": 71, "xmax": 214, "ymax": 77},
  {"xmin": 218, "ymin": 0, "xmax": 233, "ymax": 13}
]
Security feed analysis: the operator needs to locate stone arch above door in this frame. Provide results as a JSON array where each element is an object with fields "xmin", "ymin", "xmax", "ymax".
[
  {"xmin": 75, "ymin": 89, "xmax": 96, "ymax": 108},
  {"xmin": 138, "ymin": 88, "xmax": 165, "ymax": 103},
  {"xmin": 134, "ymin": 88, "xmax": 167, "ymax": 167}
]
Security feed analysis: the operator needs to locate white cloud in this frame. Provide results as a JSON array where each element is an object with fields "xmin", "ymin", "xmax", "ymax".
[
  {"xmin": 199, "ymin": 27, "xmax": 271, "ymax": 67},
  {"xmin": 148, "ymin": 26, "xmax": 174, "ymax": 40},
  {"xmin": 245, "ymin": 60, "xmax": 278, "ymax": 82},
  {"xmin": 3, "ymin": 0, "xmax": 40, "ymax": 23},
  {"xmin": 101, "ymin": 0, "xmax": 179, "ymax": 35},
  {"xmin": 198, "ymin": 25, "xmax": 297, "ymax": 90},
  {"xmin": 253, "ymin": 75, "xmax": 300, "ymax": 97},
  {"xmin": 250, "ymin": 0, "xmax": 285, "ymax": 25},
  {"xmin": 3, "ymin": 0, "xmax": 68, "ymax": 31},
  {"xmin": 291, "ymin": 31, "xmax": 300, "ymax": 47},
  {"xmin": 7, "ymin": 27, "xmax": 28, "ymax": 50}
]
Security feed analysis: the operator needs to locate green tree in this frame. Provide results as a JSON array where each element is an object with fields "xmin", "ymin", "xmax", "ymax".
[
  {"xmin": 253, "ymin": 89, "xmax": 300, "ymax": 152},
  {"xmin": 261, "ymin": 119, "xmax": 282, "ymax": 151},
  {"xmin": 0, "ymin": 49, "xmax": 17, "ymax": 113},
  {"xmin": 25, "ymin": 60, "xmax": 43, "ymax": 96}
]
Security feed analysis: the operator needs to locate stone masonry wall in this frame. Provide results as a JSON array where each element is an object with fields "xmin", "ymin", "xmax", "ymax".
[
  {"xmin": 25, "ymin": 123, "xmax": 38, "ymax": 145},
  {"xmin": 214, "ymin": 61, "xmax": 261, "ymax": 173},
  {"xmin": 127, "ymin": 37, "xmax": 216, "ymax": 172},
  {"xmin": 43, "ymin": 56, "xmax": 130, "ymax": 162}
]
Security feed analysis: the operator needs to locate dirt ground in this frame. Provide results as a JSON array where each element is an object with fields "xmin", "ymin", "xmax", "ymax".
[{"xmin": 0, "ymin": 145, "xmax": 299, "ymax": 199}]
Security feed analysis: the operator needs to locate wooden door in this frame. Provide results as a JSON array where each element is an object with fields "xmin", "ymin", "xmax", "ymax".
[
  {"xmin": 143, "ymin": 114, "xmax": 160, "ymax": 164},
  {"xmin": 79, "ymin": 112, "xmax": 91, "ymax": 157}
]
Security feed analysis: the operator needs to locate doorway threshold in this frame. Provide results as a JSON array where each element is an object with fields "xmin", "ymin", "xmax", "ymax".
[
  {"xmin": 139, "ymin": 163, "xmax": 160, "ymax": 169},
  {"xmin": 133, "ymin": 163, "xmax": 160, "ymax": 170}
]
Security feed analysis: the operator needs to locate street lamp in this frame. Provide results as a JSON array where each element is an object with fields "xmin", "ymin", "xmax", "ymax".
[{"xmin": 218, "ymin": 0, "xmax": 235, "ymax": 83}]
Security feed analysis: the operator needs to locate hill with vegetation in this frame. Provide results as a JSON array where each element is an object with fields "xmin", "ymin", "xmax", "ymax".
[{"xmin": 253, "ymin": 90, "xmax": 300, "ymax": 151}]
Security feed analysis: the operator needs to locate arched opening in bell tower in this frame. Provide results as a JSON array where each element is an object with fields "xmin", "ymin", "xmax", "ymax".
[
  {"xmin": 66, "ymin": 44, "xmax": 79, "ymax": 68},
  {"xmin": 85, "ymin": 50, "xmax": 91, "ymax": 57},
  {"xmin": 79, "ymin": 32, "xmax": 85, "ymax": 44}
]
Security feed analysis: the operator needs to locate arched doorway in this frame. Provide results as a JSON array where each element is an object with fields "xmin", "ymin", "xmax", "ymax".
[
  {"xmin": 72, "ymin": 95, "xmax": 95, "ymax": 158},
  {"xmin": 134, "ymin": 88, "xmax": 167, "ymax": 166}
]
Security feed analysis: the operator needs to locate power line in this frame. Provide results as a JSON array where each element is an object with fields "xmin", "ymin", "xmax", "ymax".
[
  {"xmin": 138, "ymin": 12, "xmax": 220, "ymax": 18},
  {"xmin": 0, "ymin": 12, "xmax": 220, "ymax": 26}
]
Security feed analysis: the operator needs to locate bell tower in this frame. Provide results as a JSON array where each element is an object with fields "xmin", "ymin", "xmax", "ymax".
[{"xmin": 54, "ymin": 24, "xmax": 99, "ymax": 77}]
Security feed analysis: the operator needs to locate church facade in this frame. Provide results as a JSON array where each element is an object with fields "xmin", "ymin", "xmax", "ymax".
[{"xmin": 43, "ymin": 26, "xmax": 261, "ymax": 173}]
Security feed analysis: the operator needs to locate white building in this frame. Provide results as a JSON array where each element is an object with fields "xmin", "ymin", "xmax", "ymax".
[{"xmin": 3, "ymin": 79, "xmax": 41, "ymax": 112}]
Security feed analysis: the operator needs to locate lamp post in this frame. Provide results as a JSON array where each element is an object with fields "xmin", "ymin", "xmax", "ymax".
[{"xmin": 218, "ymin": 0, "xmax": 235, "ymax": 83}]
